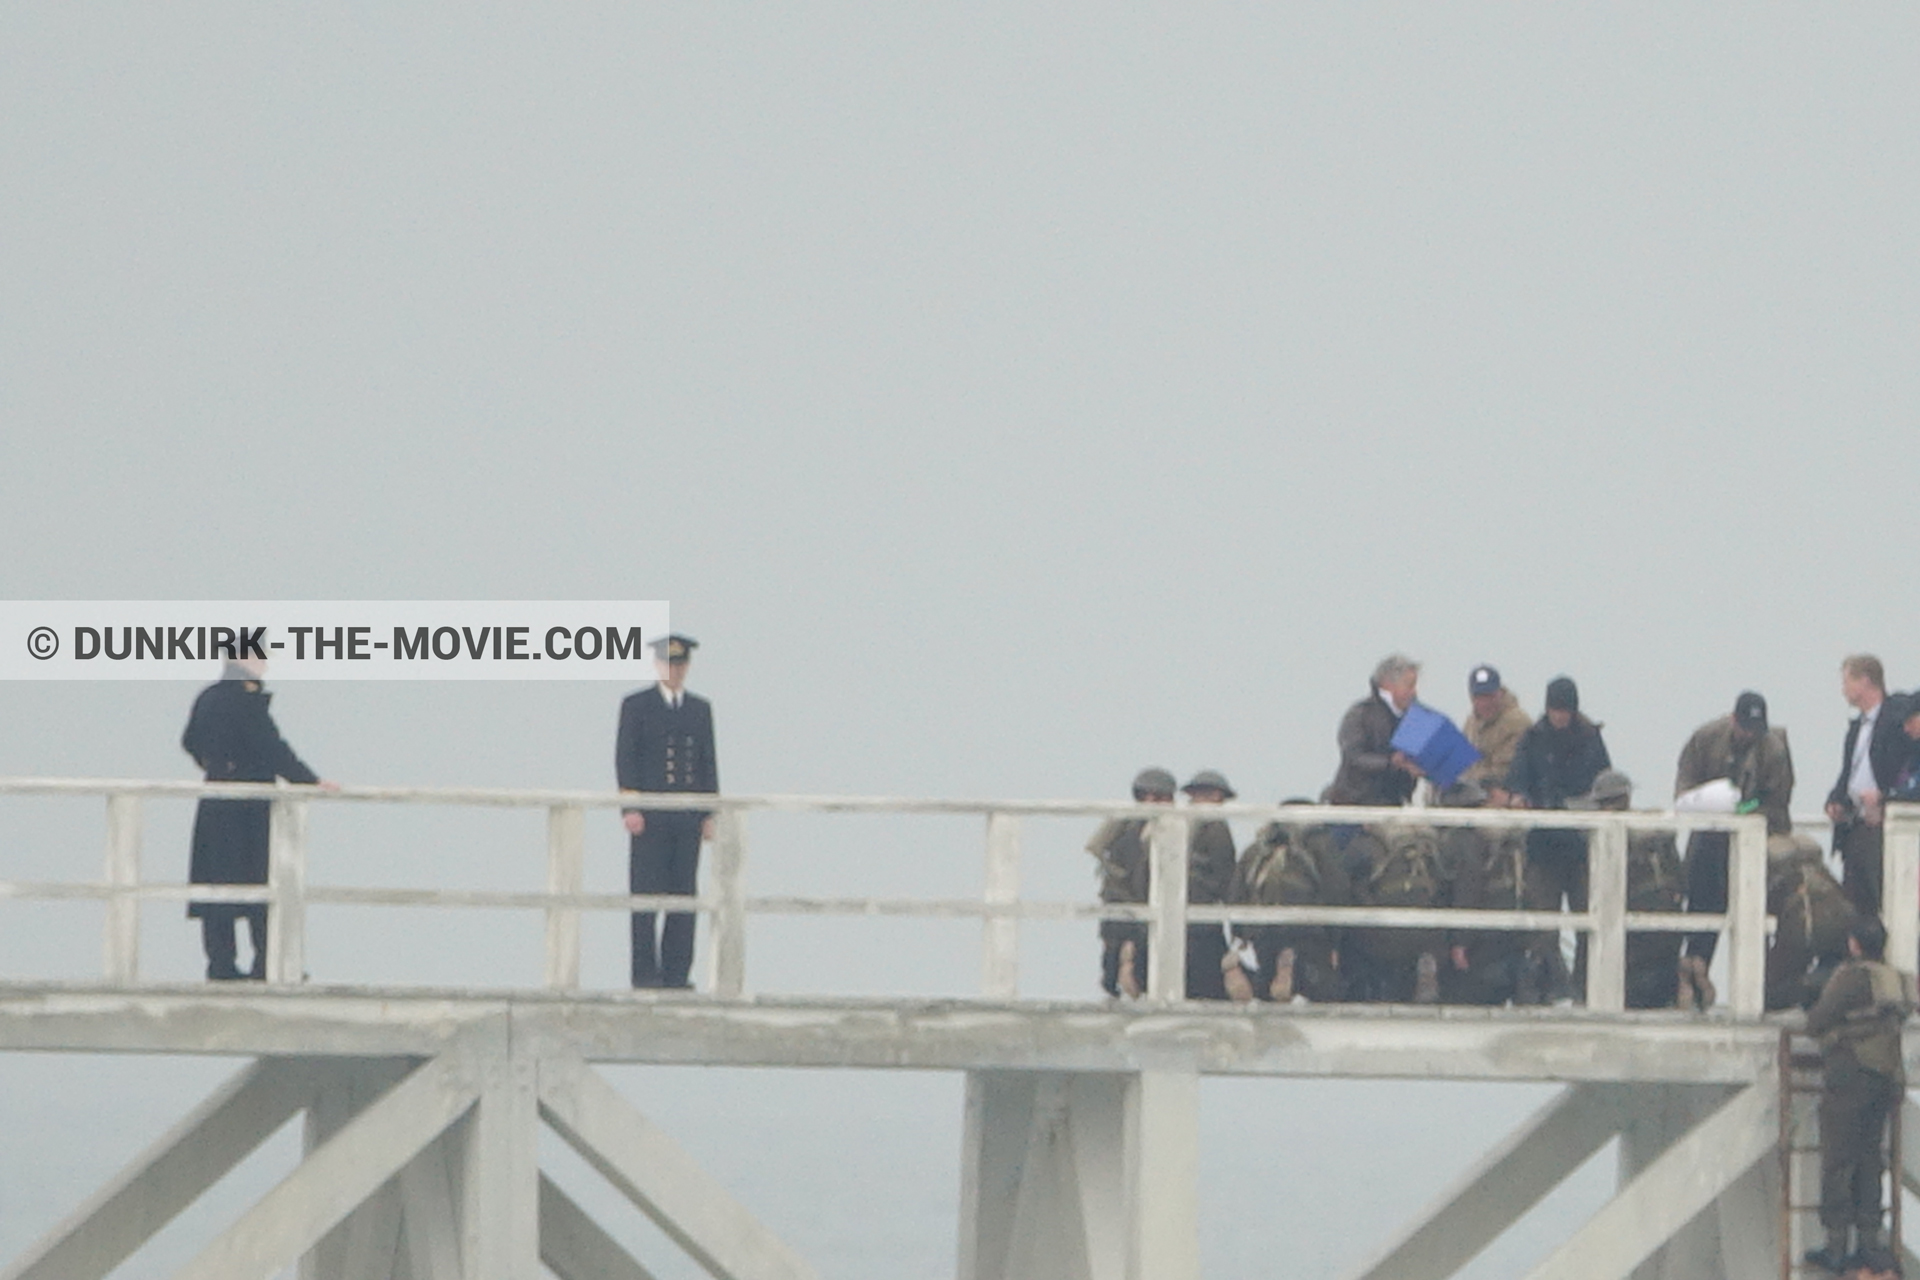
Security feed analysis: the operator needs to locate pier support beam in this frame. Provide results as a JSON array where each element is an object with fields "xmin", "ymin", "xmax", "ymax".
[
  {"xmin": 1348, "ymin": 1085, "xmax": 1630, "ymax": 1280},
  {"xmin": 1525, "ymin": 1072, "xmax": 1779, "ymax": 1279},
  {"xmin": 1345, "ymin": 1075, "xmax": 1782, "ymax": 1280},
  {"xmin": 957, "ymin": 1068, "xmax": 1198, "ymax": 1280},
  {"xmin": 5, "ymin": 1039, "xmax": 816, "ymax": 1280}
]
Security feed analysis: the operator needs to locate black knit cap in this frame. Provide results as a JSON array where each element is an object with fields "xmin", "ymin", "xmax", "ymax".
[{"xmin": 1545, "ymin": 676, "xmax": 1579, "ymax": 713}]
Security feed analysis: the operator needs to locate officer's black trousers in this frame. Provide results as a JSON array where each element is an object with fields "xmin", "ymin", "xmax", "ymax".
[
  {"xmin": 631, "ymin": 811, "xmax": 703, "ymax": 988},
  {"xmin": 199, "ymin": 905, "xmax": 266, "ymax": 981},
  {"xmin": 1682, "ymin": 831, "xmax": 1738, "ymax": 965},
  {"xmin": 1820, "ymin": 1062, "xmax": 1901, "ymax": 1235},
  {"xmin": 1837, "ymin": 822, "xmax": 1884, "ymax": 917}
]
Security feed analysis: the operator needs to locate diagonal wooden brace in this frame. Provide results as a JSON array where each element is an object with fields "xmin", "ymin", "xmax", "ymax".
[
  {"xmin": 170, "ymin": 1052, "xmax": 479, "ymax": 1280},
  {"xmin": 1346, "ymin": 1084, "xmax": 1631, "ymax": 1280},
  {"xmin": 3, "ymin": 1057, "xmax": 316, "ymax": 1280},
  {"xmin": 538, "ymin": 1051, "xmax": 817, "ymax": 1280},
  {"xmin": 1522, "ymin": 1070, "xmax": 1779, "ymax": 1280},
  {"xmin": 538, "ymin": 1174, "xmax": 660, "ymax": 1280}
]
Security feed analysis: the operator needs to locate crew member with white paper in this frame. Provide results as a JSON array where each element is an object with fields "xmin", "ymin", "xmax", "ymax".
[{"xmin": 1673, "ymin": 691, "xmax": 1794, "ymax": 1005}]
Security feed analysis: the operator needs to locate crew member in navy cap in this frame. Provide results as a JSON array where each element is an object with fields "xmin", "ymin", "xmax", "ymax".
[
  {"xmin": 615, "ymin": 634, "xmax": 720, "ymax": 989},
  {"xmin": 1460, "ymin": 665, "xmax": 1530, "ymax": 803}
]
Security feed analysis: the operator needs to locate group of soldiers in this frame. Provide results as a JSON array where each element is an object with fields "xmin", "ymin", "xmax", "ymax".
[
  {"xmin": 1086, "ymin": 656, "xmax": 1920, "ymax": 1014},
  {"xmin": 1085, "ymin": 653, "xmax": 1920, "ymax": 1277}
]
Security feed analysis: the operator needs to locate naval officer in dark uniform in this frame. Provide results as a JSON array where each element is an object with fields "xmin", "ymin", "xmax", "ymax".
[{"xmin": 615, "ymin": 634, "xmax": 719, "ymax": 988}]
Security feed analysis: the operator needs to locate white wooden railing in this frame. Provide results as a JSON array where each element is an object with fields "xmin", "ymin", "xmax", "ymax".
[{"xmin": 1, "ymin": 778, "xmax": 1915, "ymax": 1019}]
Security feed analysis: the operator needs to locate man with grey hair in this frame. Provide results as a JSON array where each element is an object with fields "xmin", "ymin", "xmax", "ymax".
[
  {"xmin": 1826, "ymin": 655, "xmax": 1909, "ymax": 915},
  {"xmin": 1326, "ymin": 654, "xmax": 1424, "ymax": 807}
]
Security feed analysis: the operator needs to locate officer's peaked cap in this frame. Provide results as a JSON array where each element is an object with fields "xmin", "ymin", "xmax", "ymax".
[{"xmin": 651, "ymin": 634, "xmax": 699, "ymax": 661}]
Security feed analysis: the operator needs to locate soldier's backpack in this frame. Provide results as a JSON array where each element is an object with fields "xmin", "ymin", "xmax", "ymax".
[
  {"xmin": 1233, "ymin": 823, "xmax": 1324, "ymax": 905},
  {"xmin": 1367, "ymin": 826, "xmax": 1441, "ymax": 908},
  {"xmin": 1090, "ymin": 819, "xmax": 1150, "ymax": 904},
  {"xmin": 1626, "ymin": 833, "xmax": 1684, "ymax": 914},
  {"xmin": 1474, "ymin": 830, "xmax": 1531, "ymax": 910}
]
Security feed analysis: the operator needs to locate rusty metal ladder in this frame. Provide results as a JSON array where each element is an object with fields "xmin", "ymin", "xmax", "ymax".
[{"xmin": 1780, "ymin": 1030, "xmax": 1906, "ymax": 1278}]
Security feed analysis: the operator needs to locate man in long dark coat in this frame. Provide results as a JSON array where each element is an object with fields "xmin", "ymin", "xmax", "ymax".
[
  {"xmin": 615, "ymin": 634, "xmax": 719, "ymax": 989},
  {"xmin": 182, "ymin": 657, "xmax": 329, "ymax": 980}
]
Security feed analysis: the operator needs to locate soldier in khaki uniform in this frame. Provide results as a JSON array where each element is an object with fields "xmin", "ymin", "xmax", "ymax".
[
  {"xmin": 1459, "ymin": 666, "xmax": 1531, "ymax": 803},
  {"xmin": 1765, "ymin": 833, "xmax": 1856, "ymax": 1012},
  {"xmin": 1340, "ymin": 823, "xmax": 1446, "ymax": 1003},
  {"xmin": 1567, "ymin": 771, "xmax": 1685, "ymax": 1008},
  {"xmin": 1086, "ymin": 767, "xmax": 1175, "ymax": 998},
  {"xmin": 1179, "ymin": 771, "xmax": 1239, "ymax": 1001},
  {"xmin": 1436, "ymin": 781, "xmax": 1555, "ymax": 1006},
  {"xmin": 1228, "ymin": 802, "xmax": 1352, "ymax": 1002},
  {"xmin": 1803, "ymin": 917, "xmax": 1911, "ymax": 1273}
]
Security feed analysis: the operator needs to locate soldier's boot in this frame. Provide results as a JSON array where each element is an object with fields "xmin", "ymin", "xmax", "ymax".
[
  {"xmin": 1117, "ymin": 940, "xmax": 1141, "ymax": 999},
  {"xmin": 1674, "ymin": 960, "xmax": 1696, "ymax": 1012},
  {"xmin": 1850, "ymin": 1222, "xmax": 1885, "ymax": 1268},
  {"xmin": 1222, "ymin": 947, "xmax": 1254, "ymax": 1004},
  {"xmin": 1269, "ymin": 947, "xmax": 1296, "ymax": 1003},
  {"xmin": 1413, "ymin": 951, "xmax": 1441, "ymax": 1004},
  {"xmin": 1686, "ymin": 955, "xmax": 1717, "ymax": 1010},
  {"xmin": 1804, "ymin": 1226, "xmax": 1851, "ymax": 1273}
]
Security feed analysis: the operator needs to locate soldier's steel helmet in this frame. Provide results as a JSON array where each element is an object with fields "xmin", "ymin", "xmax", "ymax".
[
  {"xmin": 1567, "ymin": 769, "xmax": 1632, "ymax": 809},
  {"xmin": 1181, "ymin": 769, "xmax": 1236, "ymax": 799},
  {"xmin": 1131, "ymin": 767, "xmax": 1177, "ymax": 799}
]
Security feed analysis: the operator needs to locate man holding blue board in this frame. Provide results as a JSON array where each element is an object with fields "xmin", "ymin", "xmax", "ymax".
[{"xmin": 1326, "ymin": 654, "xmax": 1426, "ymax": 807}]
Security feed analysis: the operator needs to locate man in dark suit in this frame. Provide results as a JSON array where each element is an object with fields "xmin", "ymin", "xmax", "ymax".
[
  {"xmin": 181, "ymin": 655, "xmax": 334, "ymax": 980},
  {"xmin": 615, "ymin": 634, "xmax": 719, "ymax": 989},
  {"xmin": 1825, "ymin": 656, "xmax": 1910, "ymax": 915}
]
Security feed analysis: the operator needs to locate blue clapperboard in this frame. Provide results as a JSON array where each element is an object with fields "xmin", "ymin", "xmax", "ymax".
[{"xmin": 1389, "ymin": 704, "xmax": 1482, "ymax": 791}]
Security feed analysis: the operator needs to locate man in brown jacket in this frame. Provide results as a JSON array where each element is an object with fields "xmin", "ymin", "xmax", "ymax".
[
  {"xmin": 1460, "ymin": 665, "xmax": 1531, "ymax": 803},
  {"xmin": 1674, "ymin": 691, "xmax": 1794, "ymax": 997},
  {"xmin": 1803, "ymin": 916, "xmax": 1911, "ymax": 1273}
]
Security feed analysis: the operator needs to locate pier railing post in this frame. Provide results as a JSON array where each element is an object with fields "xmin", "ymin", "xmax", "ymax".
[
  {"xmin": 981, "ymin": 813, "xmax": 1021, "ymax": 999},
  {"xmin": 102, "ymin": 793, "xmax": 141, "ymax": 985},
  {"xmin": 1884, "ymin": 802, "xmax": 1920, "ymax": 980},
  {"xmin": 544, "ymin": 804, "xmax": 585, "ymax": 990},
  {"xmin": 1585, "ymin": 817, "xmax": 1627, "ymax": 1013},
  {"xmin": 1147, "ymin": 814, "xmax": 1190, "ymax": 1002},
  {"xmin": 1726, "ymin": 813, "xmax": 1767, "ymax": 1018},
  {"xmin": 266, "ymin": 793, "xmax": 309, "ymax": 986},
  {"xmin": 708, "ymin": 807, "xmax": 747, "ymax": 1000}
]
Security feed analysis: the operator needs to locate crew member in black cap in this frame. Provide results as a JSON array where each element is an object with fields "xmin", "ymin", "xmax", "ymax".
[
  {"xmin": 1672, "ymin": 690, "xmax": 1795, "ymax": 1005},
  {"xmin": 1504, "ymin": 676, "xmax": 1611, "ymax": 997},
  {"xmin": 615, "ymin": 634, "xmax": 719, "ymax": 989}
]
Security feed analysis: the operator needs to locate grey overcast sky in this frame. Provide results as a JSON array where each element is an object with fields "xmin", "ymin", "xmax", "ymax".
[{"xmin": 1, "ymin": 6, "xmax": 1916, "ymax": 1277}]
